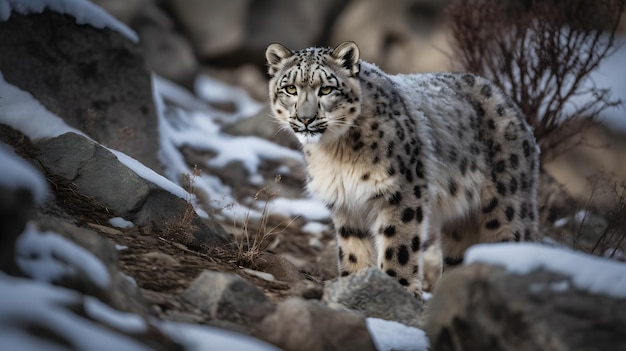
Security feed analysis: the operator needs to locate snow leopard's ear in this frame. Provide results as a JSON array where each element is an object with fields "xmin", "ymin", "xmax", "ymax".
[
  {"xmin": 266, "ymin": 43, "xmax": 293, "ymax": 77},
  {"xmin": 332, "ymin": 41, "xmax": 360, "ymax": 77}
]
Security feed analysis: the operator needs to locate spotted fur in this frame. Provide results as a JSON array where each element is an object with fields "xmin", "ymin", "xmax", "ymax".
[{"xmin": 266, "ymin": 41, "xmax": 540, "ymax": 297}]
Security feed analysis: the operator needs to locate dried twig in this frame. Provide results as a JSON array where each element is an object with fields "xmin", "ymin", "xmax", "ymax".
[{"xmin": 447, "ymin": 0, "xmax": 624, "ymax": 161}]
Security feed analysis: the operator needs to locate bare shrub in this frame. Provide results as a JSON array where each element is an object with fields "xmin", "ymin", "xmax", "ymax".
[
  {"xmin": 553, "ymin": 173, "xmax": 626, "ymax": 260},
  {"xmin": 161, "ymin": 167, "xmax": 200, "ymax": 246},
  {"xmin": 447, "ymin": 0, "xmax": 624, "ymax": 160},
  {"xmin": 235, "ymin": 175, "xmax": 294, "ymax": 266}
]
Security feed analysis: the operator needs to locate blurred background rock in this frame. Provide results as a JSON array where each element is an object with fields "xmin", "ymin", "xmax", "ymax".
[{"xmin": 91, "ymin": 0, "xmax": 454, "ymax": 93}]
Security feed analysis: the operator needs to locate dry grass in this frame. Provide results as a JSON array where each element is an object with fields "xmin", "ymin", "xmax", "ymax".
[
  {"xmin": 235, "ymin": 175, "xmax": 295, "ymax": 267},
  {"xmin": 160, "ymin": 166, "xmax": 200, "ymax": 247},
  {"xmin": 447, "ymin": 0, "xmax": 624, "ymax": 161},
  {"xmin": 115, "ymin": 126, "xmax": 135, "ymax": 150}
]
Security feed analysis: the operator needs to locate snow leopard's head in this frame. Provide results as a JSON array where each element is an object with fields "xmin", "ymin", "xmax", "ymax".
[{"xmin": 266, "ymin": 41, "xmax": 362, "ymax": 145}]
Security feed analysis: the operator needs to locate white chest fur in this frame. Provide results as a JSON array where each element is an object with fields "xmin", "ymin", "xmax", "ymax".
[{"xmin": 303, "ymin": 144, "xmax": 395, "ymax": 221}]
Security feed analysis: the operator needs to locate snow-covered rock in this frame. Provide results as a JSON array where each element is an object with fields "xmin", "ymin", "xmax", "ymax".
[
  {"xmin": 0, "ymin": 1, "xmax": 161, "ymax": 171},
  {"xmin": 425, "ymin": 243, "xmax": 626, "ymax": 351},
  {"xmin": 32, "ymin": 132, "xmax": 229, "ymax": 246}
]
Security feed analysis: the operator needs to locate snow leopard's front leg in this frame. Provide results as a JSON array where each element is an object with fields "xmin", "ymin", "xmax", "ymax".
[
  {"xmin": 372, "ymin": 190, "xmax": 429, "ymax": 298},
  {"xmin": 333, "ymin": 214, "xmax": 376, "ymax": 277}
]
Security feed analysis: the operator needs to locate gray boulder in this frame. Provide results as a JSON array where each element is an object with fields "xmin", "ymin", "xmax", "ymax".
[
  {"xmin": 425, "ymin": 263, "xmax": 626, "ymax": 351},
  {"xmin": 257, "ymin": 297, "xmax": 377, "ymax": 351},
  {"xmin": 32, "ymin": 132, "xmax": 228, "ymax": 246},
  {"xmin": 323, "ymin": 267, "xmax": 425, "ymax": 328},
  {"xmin": 181, "ymin": 270, "xmax": 276, "ymax": 330},
  {"xmin": 165, "ymin": 0, "xmax": 344, "ymax": 67},
  {"xmin": 0, "ymin": 10, "xmax": 162, "ymax": 172},
  {"xmin": 331, "ymin": 0, "xmax": 451, "ymax": 74}
]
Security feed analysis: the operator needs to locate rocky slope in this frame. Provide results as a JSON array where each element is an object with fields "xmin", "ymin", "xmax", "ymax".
[{"xmin": 1, "ymin": 1, "xmax": 626, "ymax": 351}]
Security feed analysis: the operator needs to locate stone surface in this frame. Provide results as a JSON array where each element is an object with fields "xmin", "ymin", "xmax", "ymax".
[
  {"xmin": 166, "ymin": 0, "xmax": 343, "ymax": 67},
  {"xmin": 0, "ymin": 10, "xmax": 162, "ymax": 172},
  {"xmin": 32, "ymin": 132, "xmax": 229, "ymax": 246},
  {"xmin": 254, "ymin": 252, "xmax": 305, "ymax": 283},
  {"xmin": 323, "ymin": 267, "xmax": 425, "ymax": 328},
  {"xmin": 167, "ymin": 0, "xmax": 249, "ymax": 59},
  {"xmin": 257, "ymin": 297, "xmax": 377, "ymax": 351},
  {"xmin": 425, "ymin": 263, "xmax": 626, "ymax": 351},
  {"xmin": 331, "ymin": 0, "xmax": 452, "ymax": 74},
  {"xmin": 182, "ymin": 270, "xmax": 276, "ymax": 329}
]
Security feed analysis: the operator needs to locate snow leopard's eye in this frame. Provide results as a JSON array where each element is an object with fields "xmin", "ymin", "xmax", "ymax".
[
  {"xmin": 319, "ymin": 86, "xmax": 334, "ymax": 96},
  {"xmin": 284, "ymin": 85, "xmax": 297, "ymax": 95}
]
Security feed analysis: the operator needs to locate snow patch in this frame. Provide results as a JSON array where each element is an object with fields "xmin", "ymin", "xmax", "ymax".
[
  {"xmin": 0, "ymin": 145, "xmax": 48, "ymax": 203},
  {"xmin": 366, "ymin": 317, "xmax": 430, "ymax": 351},
  {"xmin": 465, "ymin": 243, "xmax": 626, "ymax": 299},
  {"xmin": 84, "ymin": 297, "xmax": 147, "ymax": 333},
  {"xmin": 529, "ymin": 280, "xmax": 571, "ymax": 294},
  {"xmin": 108, "ymin": 217, "xmax": 134, "ymax": 229},
  {"xmin": 0, "ymin": 0, "xmax": 138, "ymax": 42},
  {"xmin": 109, "ymin": 148, "xmax": 189, "ymax": 200},
  {"xmin": 243, "ymin": 268, "xmax": 275, "ymax": 282},
  {"xmin": 0, "ymin": 70, "xmax": 84, "ymax": 140},
  {"xmin": 301, "ymin": 221, "xmax": 328, "ymax": 235},
  {"xmin": 195, "ymin": 74, "xmax": 263, "ymax": 121},
  {"xmin": 0, "ymin": 274, "xmax": 151, "ymax": 351},
  {"xmin": 16, "ymin": 222, "xmax": 110, "ymax": 288},
  {"xmin": 159, "ymin": 322, "xmax": 282, "ymax": 351},
  {"xmin": 268, "ymin": 197, "xmax": 331, "ymax": 221}
]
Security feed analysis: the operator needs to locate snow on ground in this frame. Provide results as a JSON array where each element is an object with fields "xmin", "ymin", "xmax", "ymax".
[
  {"xmin": 0, "ymin": 0, "xmax": 138, "ymax": 42},
  {"xmin": 0, "ymin": 272, "xmax": 283, "ymax": 351},
  {"xmin": 366, "ymin": 318, "xmax": 430, "ymax": 351},
  {"xmin": 267, "ymin": 197, "xmax": 330, "ymax": 222},
  {"xmin": 0, "ymin": 273, "xmax": 151, "ymax": 351},
  {"xmin": 0, "ymin": 144, "xmax": 48, "ymax": 203},
  {"xmin": 109, "ymin": 217, "xmax": 135, "ymax": 229},
  {"xmin": 0, "ymin": 71, "xmax": 85, "ymax": 140},
  {"xmin": 465, "ymin": 242, "xmax": 626, "ymax": 299},
  {"xmin": 16, "ymin": 222, "xmax": 110, "ymax": 288},
  {"xmin": 194, "ymin": 75, "xmax": 264, "ymax": 121},
  {"xmin": 159, "ymin": 321, "xmax": 282, "ymax": 351}
]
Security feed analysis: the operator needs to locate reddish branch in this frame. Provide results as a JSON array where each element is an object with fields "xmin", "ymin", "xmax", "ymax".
[{"xmin": 447, "ymin": 0, "xmax": 624, "ymax": 160}]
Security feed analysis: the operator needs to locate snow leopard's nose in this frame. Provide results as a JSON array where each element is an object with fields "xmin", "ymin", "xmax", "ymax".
[{"xmin": 297, "ymin": 115, "xmax": 317, "ymax": 126}]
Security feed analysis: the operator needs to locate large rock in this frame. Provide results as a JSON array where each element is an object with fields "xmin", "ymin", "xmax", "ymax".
[
  {"xmin": 93, "ymin": 0, "xmax": 200, "ymax": 88},
  {"xmin": 32, "ymin": 132, "xmax": 228, "ymax": 246},
  {"xmin": 323, "ymin": 268, "xmax": 425, "ymax": 328},
  {"xmin": 166, "ymin": 0, "xmax": 344, "ymax": 67},
  {"xmin": 257, "ymin": 297, "xmax": 377, "ymax": 351},
  {"xmin": 0, "ymin": 10, "xmax": 162, "ymax": 172},
  {"xmin": 425, "ymin": 262, "xmax": 626, "ymax": 351},
  {"xmin": 331, "ymin": 0, "xmax": 452, "ymax": 74},
  {"xmin": 181, "ymin": 270, "xmax": 276, "ymax": 330}
]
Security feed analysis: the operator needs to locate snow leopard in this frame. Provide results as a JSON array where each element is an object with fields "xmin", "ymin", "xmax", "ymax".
[{"xmin": 265, "ymin": 41, "xmax": 540, "ymax": 296}]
